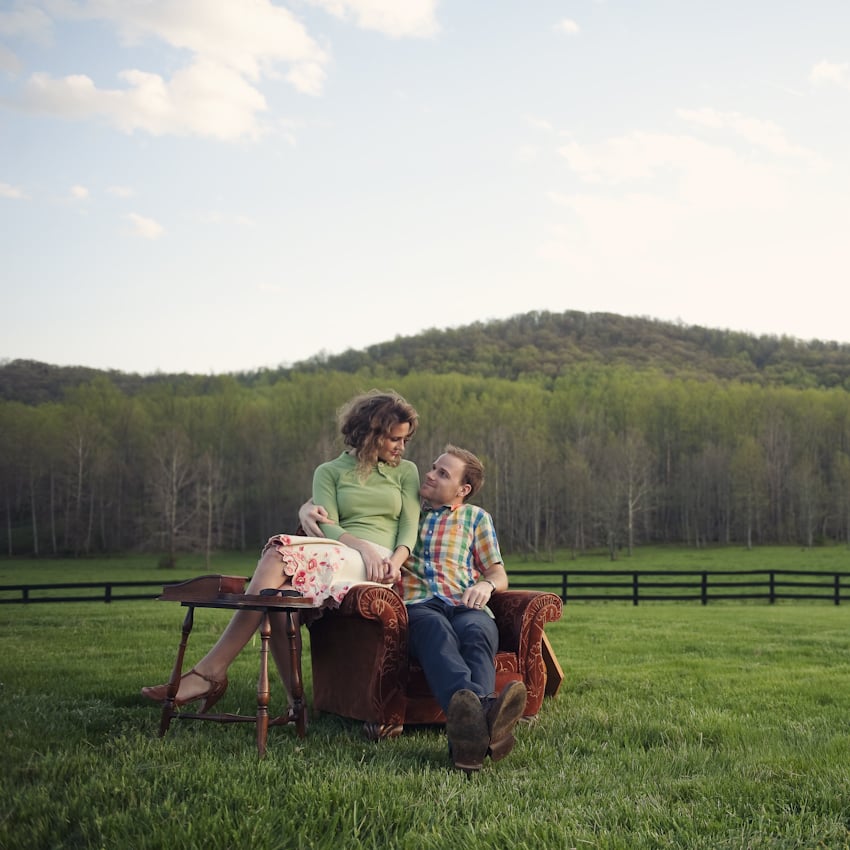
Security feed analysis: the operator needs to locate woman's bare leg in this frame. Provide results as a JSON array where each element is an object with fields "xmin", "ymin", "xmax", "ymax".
[{"xmin": 159, "ymin": 549, "xmax": 289, "ymax": 702}]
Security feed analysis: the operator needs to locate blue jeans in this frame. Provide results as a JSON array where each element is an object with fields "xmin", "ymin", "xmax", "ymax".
[{"xmin": 406, "ymin": 597, "xmax": 499, "ymax": 713}]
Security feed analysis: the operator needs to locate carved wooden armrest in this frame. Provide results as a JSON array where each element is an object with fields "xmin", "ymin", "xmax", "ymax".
[
  {"xmin": 487, "ymin": 590, "xmax": 563, "ymax": 716},
  {"xmin": 488, "ymin": 590, "xmax": 563, "ymax": 665},
  {"xmin": 333, "ymin": 583, "xmax": 408, "ymax": 629}
]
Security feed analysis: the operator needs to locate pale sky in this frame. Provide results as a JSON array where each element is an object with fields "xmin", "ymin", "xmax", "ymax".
[{"xmin": 2, "ymin": 1, "xmax": 850, "ymax": 375}]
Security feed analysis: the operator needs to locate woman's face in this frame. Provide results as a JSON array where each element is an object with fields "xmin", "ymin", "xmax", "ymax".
[{"xmin": 377, "ymin": 421, "xmax": 412, "ymax": 466}]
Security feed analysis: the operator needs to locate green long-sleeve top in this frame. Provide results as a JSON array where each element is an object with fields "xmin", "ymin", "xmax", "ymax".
[{"xmin": 312, "ymin": 452, "xmax": 421, "ymax": 554}]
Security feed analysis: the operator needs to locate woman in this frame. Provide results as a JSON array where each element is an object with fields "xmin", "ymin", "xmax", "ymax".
[{"xmin": 141, "ymin": 390, "xmax": 420, "ymax": 712}]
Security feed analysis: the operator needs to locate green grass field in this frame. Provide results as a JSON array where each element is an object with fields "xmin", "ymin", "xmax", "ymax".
[{"xmin": 2, "ymin": 548, "xmax": 850, "ymax": 849}]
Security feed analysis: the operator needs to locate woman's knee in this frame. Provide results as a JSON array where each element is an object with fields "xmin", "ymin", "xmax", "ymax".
[{"xmin": 247, "ymin": 549, "xmax": 285, "ymax": 590}]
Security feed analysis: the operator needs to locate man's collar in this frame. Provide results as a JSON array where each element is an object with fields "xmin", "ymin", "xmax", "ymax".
[{"xmin": 422, "ymin": 501, "xmax": 464, "ymax": 513}]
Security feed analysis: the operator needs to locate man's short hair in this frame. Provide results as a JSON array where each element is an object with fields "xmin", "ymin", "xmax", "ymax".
[{"xmin": 443, "ymin": 444, "xmax": 485, "ymax": 502}]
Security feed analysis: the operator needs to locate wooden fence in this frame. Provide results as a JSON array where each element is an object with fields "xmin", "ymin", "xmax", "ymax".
[
  {"xmin": 2, "ymin": 570, "xmax": 850, "ymax": 605},
  {"xmin": 0, "ymin": 580, "xmax": 167, "ymax": 604},
  {"xmin": 515, "ymin": 569, "xmax": 850, "ymax": 605}
]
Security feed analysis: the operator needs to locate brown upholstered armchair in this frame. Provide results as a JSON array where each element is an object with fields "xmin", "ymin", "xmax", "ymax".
[{"xmin": 308, "ymin": 584, "xmax": 563, "ymax": 740}]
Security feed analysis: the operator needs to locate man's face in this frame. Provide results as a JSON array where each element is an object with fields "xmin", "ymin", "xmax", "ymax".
[{"xmin": 419, "ymin": 452, "xmax": 470, "ymax": 508}]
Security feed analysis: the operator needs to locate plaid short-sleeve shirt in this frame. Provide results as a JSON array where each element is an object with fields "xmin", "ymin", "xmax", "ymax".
[{"xmin": 398, "ymin": 502, "xmax": 503, "ymax": 605}]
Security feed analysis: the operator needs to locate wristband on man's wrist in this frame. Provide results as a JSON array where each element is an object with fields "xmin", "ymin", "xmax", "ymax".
[{"xmin": 481, "ymin": 578, "xmax": 497, "ymax": 592}]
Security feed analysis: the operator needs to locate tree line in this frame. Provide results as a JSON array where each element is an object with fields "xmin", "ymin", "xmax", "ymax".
[
  {"xmin": 4, "ymin": 310, "xmax": 850, "ymax": 409},
  {"xmin": 2, "ymin": 364, "xmax": 849, "ymax": 562}
]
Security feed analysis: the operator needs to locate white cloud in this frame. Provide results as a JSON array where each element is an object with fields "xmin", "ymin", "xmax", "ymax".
[
  {"xmin": 24, "ymin": 61, "xmax": 270, "ymax": 140},
  {"xmin": 17, "ymin": 0, "xmax": 329, "ymax": 140},
  {"xmin": 0, "ymin": 3, "xmax": 53, "ymax": 43},
  {"xmin": 126, "ymin": 212, "xmax": 164, "ymax": 239},
  {"xmin": 0, "ymin": 1, "xmax": 52, "ymax": 72},
  {"xmin": 70, "ymin": 184, "xmax": 89, "ymax": 200},
  {"xmin": 544, "ymin": 110, "xmax": 843, "ymax": 337},
  {"xmin": 0, "ymin": 44, "xmax": 22, "ymax": 73},
  {"xmin": 677, "ymin": 107, "xmax": 825, "ymax": 166},
  {"xmin": 77, "ymin": 0, "xmax": 326, "ymax": 86},
  {"xmin": 557, "ymin": 110, "xmax": 819, "ymax": 211},
  {"xmin": 810, "ymin": 59, "xmax": 850, "ymax": 89},
  {"xmin": 554, "ymin": 18, "xmax": 580, "ymax": 36},
  {"xmin": 306, "ymin": 0, "xmax": 439, "ymax": 38},
  {"xmin": 0, "ymin": 181, "xmax": 27, "ymax": 199},
  {"xmin": 10, "ymin": 0, "xmax": 444, "ymax": 141},
  {"xmin": 559, "ymin": 131, "xmax": 708, "ymax": 185},
  {"xmin": 526, "ymin": 115, "xmax": 554, "ymax": 132}
]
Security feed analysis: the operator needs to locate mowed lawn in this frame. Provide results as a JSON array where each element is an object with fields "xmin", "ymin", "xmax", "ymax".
[{"xmin": 2, "ymin": 548, "xmax": 850, "ymax": 849}]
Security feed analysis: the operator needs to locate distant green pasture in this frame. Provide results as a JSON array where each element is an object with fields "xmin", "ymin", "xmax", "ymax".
[{"xmin": 2, "ymin": 543, "xmax": 849, "ymax": 583}]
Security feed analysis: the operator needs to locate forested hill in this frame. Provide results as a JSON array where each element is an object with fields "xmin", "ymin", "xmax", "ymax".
[
  {"xmin": 3, "ymin": 310, "xmax": 850, "ymax": 404},
  {"xmin": 293, "ymin": 311, "xmax": 850, "ymax": 387}
]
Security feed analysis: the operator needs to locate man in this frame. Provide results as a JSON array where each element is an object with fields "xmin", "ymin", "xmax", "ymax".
[{"xmin": 301, "ymin": 444, "xmax": 526, "ymax": 773}]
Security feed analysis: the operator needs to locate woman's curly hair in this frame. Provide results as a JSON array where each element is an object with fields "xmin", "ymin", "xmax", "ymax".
[{"xmin": 338, "ymin": 390, "xmax": 419, "ymax": 474}]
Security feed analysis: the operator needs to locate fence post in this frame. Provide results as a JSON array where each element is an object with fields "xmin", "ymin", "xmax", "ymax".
[
  {"xmin": 835, "ymin": 574, "xmax": 841, "ymax": 606},
  {"xmin": 561, "ymin": 573, "xmax": 568, "ymax": 604},
  {"xmin": 701, "ymin": 572, "xmax": 708, "ymax": 605},
  {"xmin": 769, "ymin": 572, "xmax": 775, "ymax": 604},
  {"xmin": 105, "ymin": 584, "xmax": 113, "ymax": 604},
  {"xmin": 632, "ymin": 573, "xmax": 639, "ymax": 606}
]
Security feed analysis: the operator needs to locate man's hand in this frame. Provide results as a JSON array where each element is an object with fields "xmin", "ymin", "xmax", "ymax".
[
  {"xmin": 461, "ymin": 565, "xmax": 506, "ymax": 610},
  {"xmin": 298, "ymin": 499, "xmax": 331, "ymax": 537},
  {"xmin": 461, "ymin": 582, "xmax": 494, "ymax": 611}
]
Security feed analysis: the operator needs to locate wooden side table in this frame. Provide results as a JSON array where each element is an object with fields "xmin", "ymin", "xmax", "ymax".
[{"xmin": 155, "ymin": 575, "xmax": 317, "ymax": 757}]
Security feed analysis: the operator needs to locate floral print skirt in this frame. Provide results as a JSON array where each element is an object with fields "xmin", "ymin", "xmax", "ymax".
[{"xmin": 261, "ymin": 534, "xmax": 390, "ymax": 607}]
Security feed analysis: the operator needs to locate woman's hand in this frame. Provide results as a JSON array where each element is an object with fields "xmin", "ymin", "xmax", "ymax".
[
  {"xmin": 380, "ymin": 558, "xmax": 402, "ymax": 585},
  {"xmin": 338, "ymin": 535, "xmax": 386, "ymax": 582},
  {"xmin": 380, "ymin": 546, "xmax": 410, "ymax": 585},
  {"xmin": 356, "ymin": 541, "xmax": 388, "ymax": 582}
]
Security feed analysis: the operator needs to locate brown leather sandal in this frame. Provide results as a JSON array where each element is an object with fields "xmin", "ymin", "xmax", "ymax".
[{"xmin": 140, "ymin": 668, "xmax": 228, "ymax": 713}]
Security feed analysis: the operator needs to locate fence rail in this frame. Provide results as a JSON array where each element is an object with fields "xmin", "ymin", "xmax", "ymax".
[
  {"xmin": 0, "ymin": 580, "xmax": 167, "ymax": 604},
  {"xmin": 3, "ymin": 570, "xmax": 850, "ymax": 605},
  {"xmin": 515, "ymin": 569, "xmax": 850, "ymax": 605}
]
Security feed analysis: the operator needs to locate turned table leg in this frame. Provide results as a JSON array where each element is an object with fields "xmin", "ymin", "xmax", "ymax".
[
  {"xmin": 159, "ymin": 605, "xmax": 195, "ymax": 738},
  {"xmin": 287, "ymin": 609, "xmax": 307, "ymax": 738},
  {"xmin": 256, "ymin": 612, "xmax": 271, "ymax": 757}
]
